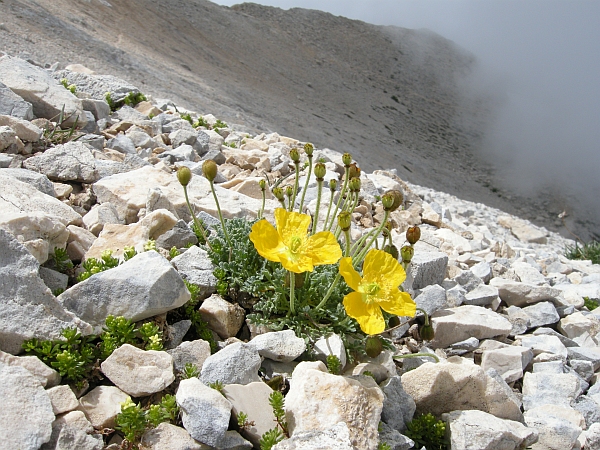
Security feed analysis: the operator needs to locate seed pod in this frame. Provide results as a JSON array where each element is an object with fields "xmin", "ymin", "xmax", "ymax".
[
  {"xmin": 383, "ymin": 190, "xmax": 404, "ymax": 212},
  {"xmin": 177, "ymin": 166, "xmax": 192, "ymax": 187},
  {"xmin": 290, "ymin": 148, "xmax": 300, "ymax": 163},
  {"xmin": 349, "ymin": 177, "xmax": 361, "ymax": 192},
  {"xmin": 272, "ymin": 187, "xmax": 285, "ymax": 201},
  {"xmin": 329, "ymin": 179, "xmax": 338, "ymax": 191},
  {"xmin": 400, "ymin": 245, "xmax": 414, "ymax": 263},
  {"xmin": 406, "ymin": 226, "xmax": 421, "ymax": 245},
  {"xmin": 383, "ymin": 244, "xmax": 399, "ymax": 260},
  {"xmin": 365, "ymin": 335, "xmax": 383, "ymax": 358},
  {"xmin": 202, "ymin": 160, "xmax": 218, "ymax": 182},
  {"xmin": 304, "ymin": 142, "xmax": 314, "ymax": 156},
  {"xmin": 342, "ymin": 152, "xmax": 353, "ymax": 167},
  {"xmin": 381, "ymin": 193, "xmax": 395, "ymax": 210},
  {"xmin": 348, "ymin": 163, "xmax": 361, "ymax": 180},
  {"xmin": 314, "ymin": 162, "xmax": 327, "ymax": 180},
  {"xmin": 337, "ymin": 211, "xmax": 352, "ymax": 231}
]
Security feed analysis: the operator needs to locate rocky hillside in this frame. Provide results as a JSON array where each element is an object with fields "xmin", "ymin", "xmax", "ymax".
[{"xmin": 3, "ymin": 0, "xmax": 589, "ymax": 240}]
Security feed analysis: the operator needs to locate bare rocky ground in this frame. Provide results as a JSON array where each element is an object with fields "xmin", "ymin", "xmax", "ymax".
[{"xmin": 0, "ymin": 0, "xmax": 596, "ymax": 240}]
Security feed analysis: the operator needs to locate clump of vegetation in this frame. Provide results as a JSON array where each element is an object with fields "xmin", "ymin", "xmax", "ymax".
[
  {"xmin": 584, "ymin": 296, "xmax": 599, "ymax": 311},
  {"xmin": 59, "ymin": 78, "xmax": 77, "ymax": 94},
  {"xmin": 105, "ymin": 91, "xmax": 147, "ymax": 112},
  {"xmin": 565, "ymin": 240, "xmax": 600, "ymax": 265},
  {"xmin": 22, "ymin": 315, "xmax": 163, "ymax": 388},
  {"xmin": 181, "ymin": 362, "xmax": 200, "ymax": 379},
  {"xmin": 326, "ymin": 354, "xmax": 342, "ymax": 374},
  {"xmin": 259, "ymin": 391, "xmax": 289, "ymax": 449},
  {"xmin": 404, "ymin": 413, "xmax": 448, "ymax": 450},
  {"xmin": 115, "ymin": 394, "xmax": 179, "ymax": 447},
  {"xmin": 41, "ymin": 105, "xmax": 82, "ymax": 146},
  {"xmin": 49, "ymin": 247, "xmax": 74, "ymax": 274}
]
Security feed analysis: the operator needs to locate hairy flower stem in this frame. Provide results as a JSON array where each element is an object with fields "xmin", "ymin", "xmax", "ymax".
[
  {"xmin": 208, "ymin": 180, "xmax": 232, "ymax": 251},
  {"xmin": 350, "ymin": 228, "xmax": 378, "ymax": 257},
  {"xmin": 182, "ymin": 185, "xmax": 212, "ymax": 250},
  {"xmin": 353, "ymin": 210, "xmax": 390, "ymax": 267},
  {"xmin": 313, "ymin": 272, "xmax": 342, "ymax": 313},
  {"xmin": 259, "ymin": 189, "xmax": 266, "ymax": 220},
  {"xmin": 290, "ymin": 162, "xmax": 300, "ymax": 211},
  {"xmin": 323, "ymin": 186, "xmax": 336, "ymax": 233},
  {"xmin": 327, "ymin": 166, "xmax": 350, "ymax": 231},
  {"xmin": 289, "ymin": 271, "xmax": 296, "ymax": 315},
  {"xmin": 298, "ymin": 156, "xmax": 312, "ymax": 213},
  {"xmin": 311, "ymin": 179, "xmax": 323, "ymax": 235}
]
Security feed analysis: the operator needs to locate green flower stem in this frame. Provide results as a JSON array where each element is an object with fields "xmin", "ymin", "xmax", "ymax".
[
  {"xmin": 208, "ymin": 180, "xmax": 232, "ymax": 249},
  {"xmin": 289, "ymin": 270, "xmax": 296, "ymax": 315},
  {"xmin": 311, "ymin": 179, "xmax": 323, "ymax": 235},
  {"xmin": 183, "ymin": 185, "xmax": 212, "ymax": 250},
  {"xmin": 327, "ymin": 166, "xmax": 350, "ymax": 231},
  {"xmin": 259, "ymin": 188, "xmax": 266, "ymax": 220},
  {"xmin": 298, "ymin": 156, "xmax": 312, "ymax": 213},
  {"xmin": 290, "ymin": 162, "xmax": 300, "ymax": 211},
  {"xmin": 343, "ymin": 228, "xmax": 352, "ymax": 256},
  {"xmin": 350, "ymin": 228, "xmax": 378, "ymax": 257},
  {"xmin": 323, "ymin": 186, "xmax": 336, "ymax": 233},
  {"xmin": 393, "ymin": 352, "xmax": 440, "ymax": 363},
  {"xmin": 353, "ymin": 210, "xmax": 390, "ymax": 267},
  {"xmin": 313, "ymin": 272, "xmax": 342, "ymax": 313}
]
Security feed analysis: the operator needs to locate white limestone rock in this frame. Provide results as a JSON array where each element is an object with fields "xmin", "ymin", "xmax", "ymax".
[
  {"xmin": 58, "ymin": 250, "xmax": 190, "ymax": 333},
  {"xmin": 272, "ymin": 422, "xmax": 355, "ymax": 450},
  {"xmin": 23, "ymin": 141, "xmax": 99, "ymax": 183},
  {"xmin": 285, "ymin": 361, "xmax": 384, "ymax": 450},
  {"xmin": 171, "ymin": 246, "xmax": 217, "ymax": 299},
  {"xmin": 141, "ymin": 422, "xmax": 207, "ymax": 450},
  {"xmin": 199, "ymin": 294, "xmax": 246, "ymax": 340},
  {"xmin": 46, "ymin": 384, "xmax": 79, "ymax": 415},
  {"xmin": 78, "ymin": 385, "xmax": 129, "ymax": 429},
  {"xmin": 167, "ymin": 339, "xmax": 211, "ymax": 374},
  {"xmin": 522, "ymin": 371, "xmax": 584, "ymax": 411},
  {"xmin": 248, "ymin": 330, "xmax": 306, "ymax": 363},
  {"xmin": 101, "ymin": 344, "xmax": 175, "ymax": 397},
  {"xmin": 312, "ymin": 334, "xmax": 347, "ymax": 371},
  {"xmin": 200, "ymin": 342, "xmax": 262, "ymax": 385},
  {"xmin": 0, "ymin": 349, "xmax": 60, "ymax": 387}
]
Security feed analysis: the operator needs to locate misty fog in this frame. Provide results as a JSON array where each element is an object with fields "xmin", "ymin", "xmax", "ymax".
[{"xmin": 215, "ymin": 0, "xmax": 600, "ymax": 239}]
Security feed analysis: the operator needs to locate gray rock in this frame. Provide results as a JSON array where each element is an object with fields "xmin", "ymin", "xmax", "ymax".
[
  {"xmin": 247, "ymin": 329, "xmax": 306, "ymax": 363},
  {"xmin": 167, "ymin": 339, "xmax": 211, "ymax": 374},
  {"xmin": 463, "ymin": 284, "xmax": 499, "ymax": 306},
  {"xmin": 523, "ymin": 410, "xmax": 581, "ymax": 450},
  {"xmin": 58, "ymin": 251, "xmax": 190, "ymax": 333},
  {"xmin": 78, "ymin": 385, "xmax": 129, "ymax": 429},
  {"xmin": 141, "ymin": 422, "xmax": 206, "ymax": 450},
  {"xmin": 54, "ymin": 426, "xmax": 104, "ymax": 450},
  {"xmin": 447, "ymin": 337, "xmax": 479, "ymax": 356},
  {"xmin": 490, "ymin": 278, "xmax": 563, "ymax": 307},
  {"xmin": 156, "ymin": 219, "xmax": 198, "ymax": 250},
  {"xmin": 567, "ymin": 346, "xmax": 600, "ymax": 371},
  {"xmin": 0, "ymin": 363, "xmax": 54, "ymax": 450},
  {"xmin": 0, "ymin": 350, "xmax": 60, "ymax": 387},
  {"xmin": 0, "ymin": 168, "xmax": 55, "ymax": 196},
  {"xmin": 380, "ymin": 376, "xmax": 416, "ymax": 432},
  {"xmin": 23, "ymin": 141, "xmax": 99, "ymax": 183},
  {"xmin": 414, "ymin": 284, "xmax": 447, "ymax": 315},
  {"xmin": 574, "ymin": 394, "xmax": 600, "ymax": 429},
  {"xmin": 106, "ymin": 133, "xmax": 137, "ymax": 154},
  {"xmin": 39, "ymin": 266, "xmax": 69, "ymax": 293},
  {"xmin": 53, "ymin": 70, "xmax": 141, "ymax": 104},
  {"xmin": 0, "ymin": 80, "xmax": 33, "ymax": 119},
  {"xmin": 0, "ymin": 229, "xmax": 91, "ymax": 354},
  {"xmin": 454, "ymin": 269, "xmax": 483, "ymax": 292},
  {"xmin": 272, "ymin": 422, "xmax": 355, "ymax": 450},
  {"xmin": 0, "ymin": 56, "xmax": 87, "ymax": 127},
  {"xmin": 471, "ymin": 260, "xmax": 492, "ymax": 283},
  {"xmin": 378, "ymin": 422, "xmax": 414, "ymax": 450},
  {"xmin": 201, "ymin": 149, "xmax": 226, "ymax": 164},
  {"xmin": 176, "ymin": 377, "xmax": 232, "ymax": 447},
  {"xmin": 313, "ymin": 333, "xmax": 347, "ymax": 370},
  {"xmin": 164, "ymin": 320, "xmax": 192, "ymax": 350},
  {"xmin": 522, "ymin": 371, "xmax": 583, "ymax": 410},
  {"xmin": 171, "ymin": 246, "xmax": 217, "ymax": 299},
  {"xmin": 200, "ymin": 342, "xmax": 262, "ymax": 385},
  {"xmin": 406, "ymin": 251, "xmax": 448, "ymax": 290},
  {"xmin": 521, "ymin": 301, "xmax": 560, "ymax": 329}
]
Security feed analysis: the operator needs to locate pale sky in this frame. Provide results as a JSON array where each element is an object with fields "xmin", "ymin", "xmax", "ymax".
[{"xmin": 213, "ymin": 0, "xmax": 600, "ymax": 215}]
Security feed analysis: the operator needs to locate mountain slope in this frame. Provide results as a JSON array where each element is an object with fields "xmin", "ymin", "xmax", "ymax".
[{"xmin": 0, "ymin": 0, "xmax": 592, "ymax": 238}]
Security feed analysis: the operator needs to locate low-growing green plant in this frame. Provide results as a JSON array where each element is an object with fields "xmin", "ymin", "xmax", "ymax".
[
  {"xmin": 584, "ymin": 297, "xmax": 600, "ymax": 311},
  {"xmin": 209, "ymin": 380, "xmax": 225, "ymax": 395},
  {"xmin": 565, "ymin": 240, "xmax": 600, "ymax": 265},
  {"xmin": 404, "ymin": 413, "xmax": 448, "ymax": 450},
  {"xmin": 181, "ymin": 113, "xmax": 194, "ymax": 124},
  {"xmin": 49, "ymin": 247, "xmax": 74, "ymax": 274},
  {"xmin": 105, "ymin": 91, "xmax": 147, "ymax": 112},
  {"xmin": 237, "ymin": 411, "xmax": 255, "ymax": 430},
  {"xmin": 326, "ymin": 354, "xmax": 342, "ymax": 375},
  {"xmin": 60, "ymin": 78, "xmax": 76, "ymax": 94},
  {"xmin": 77, "ymin": 249, "xmax": 120, "ymax": 282},
  {"xmin": 169, "ymin": 246, "xmax": 181, "ymax": 259},
  {"xmin": 269, "ymin": 391, "xmax": 288, "ymax": 437},
  {"xmin": 259, "ymin": 428, "xmax": 284, "ymax": 450},
  {"xmin": 378, "ymin": 442, "xmax": 392, "ymax": 450},
  {"xmin": 181, "ymin": 362, "xmax": 200, "ymax": 379},
  {"xmin": 193, "ymin": 116, "xmax": 209, "ymax": 128},
  {"xmin": 41, "ymin": 105, "xmax": 82, "ymax": 146}
]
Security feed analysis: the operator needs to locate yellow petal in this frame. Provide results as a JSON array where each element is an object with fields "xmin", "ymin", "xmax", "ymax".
[
  {"xmin": 305, "ymin": 231, "xmax": 342, "ymax": 266},
  {"xmin": 275, "ymin": 208, "xmax": 311, "ymax": 243},
  {"xmin": 249, "ymin": 219, "xmax": 285, "ymax": 263},
  {"xmin": 279, "ymin": 251, "xmax": 314, "ymax": 273},
  {"xmin": 339, "ymin": 257, "xmax": 362, "ymax": 291},
  {"xmin": 377, "ymin": 291, "xmax": 416, "ymax": 318},
  {"xmin": 363, "ymin": 249, "xmax": 405, "ymax": 290},
  {"xmin": 343, "ymin": 292, "xmax": 386, "ymax": 335}
]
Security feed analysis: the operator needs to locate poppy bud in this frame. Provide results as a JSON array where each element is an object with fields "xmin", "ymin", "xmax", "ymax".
[
  {"xmin": 259, "ymin": 179, "xmax": 267, "ymax": 191},
  {"xmin": 348, "ymin": 163, "xmax": 361, "ymax": 180},
  {"xmin": 329, "ymin": 179, "xmax": 338, "ymax": 191},
  {"xmin": 304, "ymin": 142, "xmax": 314, "ymax": 156},
  {"xmin": 338, "ymin": 211, "xmax": 352, "ymax": 231},
  {"xmin": 349, "ymin": 177, "xmax": 361, "ymax": 192},
  {"xmin": 383, "ymin": 244, "xmax": 399, "ymax": 260},
  {"xmin": 406, "ymin": 226, "xmax": 421, "ymax": 245},
  {"xmin": 273, "ymin": 187, "xmax": 285, "ymax": 201},
  {"xmin": 419, "ymin": 323, "xmax": 435, "ymax": 341},
  {"xmin": 400, "ymin": 245, "xmax": 414, "ymax": 263},
  {"xmin": 202, "ymin": 160, "xmax": 218, "ymax": 182},
  {"xmin": 383, "ymin": 190, "xmax": 403, "ymax": 212},
  {"xmin": 177, "ymin": 166, "xmax": 192, "ymax": 187},
  {"xmin": 381, "ymin": 193, "xmax": 395, "ymax": 210},
  {"xmin": 365, "ymin": 335, "xmax": 383, "ymax": 358},
  {"xmin": 285, "ymin": 185, "xmax": 294, "ymax": 200},
  {"xmin": 342, "ymin": 153, "xmax": 353, "ymax": 167},
  {"xmin": 290, "ymin": 148, "xmax": 300, "ymax": 163},
  {"xmin": 314, "ymin": 162, "xmax": 326, "ymax": 180}
]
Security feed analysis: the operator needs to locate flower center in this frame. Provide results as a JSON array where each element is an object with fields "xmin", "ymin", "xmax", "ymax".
[
  {"xmin": 359, "ymin": 282, "xmax": 381, "ymax": 304},
  {"xmin": 289, "ymin": 236, "xmax": 303, "ymax": 254}
]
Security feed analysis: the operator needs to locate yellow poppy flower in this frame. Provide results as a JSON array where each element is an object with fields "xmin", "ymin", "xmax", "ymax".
[
  {"xmin": 250, "ymin": 208, "xmax": 342, "ymax": 273},
  {"xmin": 339, "ymin": 249, "xmax": 416, "ymax": 335}
]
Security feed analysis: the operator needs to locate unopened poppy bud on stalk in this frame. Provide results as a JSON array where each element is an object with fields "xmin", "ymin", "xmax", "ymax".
[
  {"xmin": 258, "ymin": 179, "xmax": 267, "ymax": 191},
  {"xmin": 290, "ymin": 148, "xmax": 300, "ymax": 163},
  {"xmin": 365, "ymin": 335, "xmax": 383, "ymax": 358},
  {"xmin": 400, "ymin": 245, "xmax": 414, "ymax": 263},
  {"xmin": 314, "ymin": 162, "xmax": 326, "ymax": 180},
  {"xmin": 177, "ymin": 166, "xmax": 192, "ymax": 187},
  {"xmin": 384, "ymin": 244, "xmax": 399, "ymax": 260},
  {"xmin": 383, "ymin": 190, "xmax": 403, "ymax": 212},
  {"xmin": 304, "ymin": 142, "xmax": 314, "ymax": 156},
  {"xmin": 285, "ymin": 185, "xmax": 294, "ymax": 199},
  {"xmin": 348, "ymin": 163, "xmax": 361, "ymax": 180},
  {"xmin": 381, "ymin": 193, "xmax": 395, "ymax": 211},
  {"xmin": 349, "ymin": 177, "xmax": 361, "ymax": 192},
  {"xmin": 342, "ymin": 152, "xmax": 353, "ymax": 167},
  {"xmin": 406, "ymin": 226, "xmax": 421, "ymax": 245},
  {"xmin": 329, "ymin": 179, "xmax": 338, "ymax": 191},
  {"xmin": 337, "ymin": 211, "xmax": 352, "ymax": 231},
  {"xmin": 202, "ymin": 160, "xmax": 218, "ymax": 182},
  {"xmin": 272, "ymin": 187, "xmax": 285, "ymax": 202}
]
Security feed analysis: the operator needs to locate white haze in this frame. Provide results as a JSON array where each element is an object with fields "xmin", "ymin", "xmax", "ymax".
[{"xmin": 215, "ymin": 0, "xmax": 600, "ymax": 235}]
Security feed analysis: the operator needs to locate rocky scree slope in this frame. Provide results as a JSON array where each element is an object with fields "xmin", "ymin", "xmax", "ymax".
[
  {"xmin": 1, "ymin": 0, "xmax": 587, "ymax": 240},
  {"xmin": 2, "ymin": 57, "xmax": 600, "ymax": 449}
]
